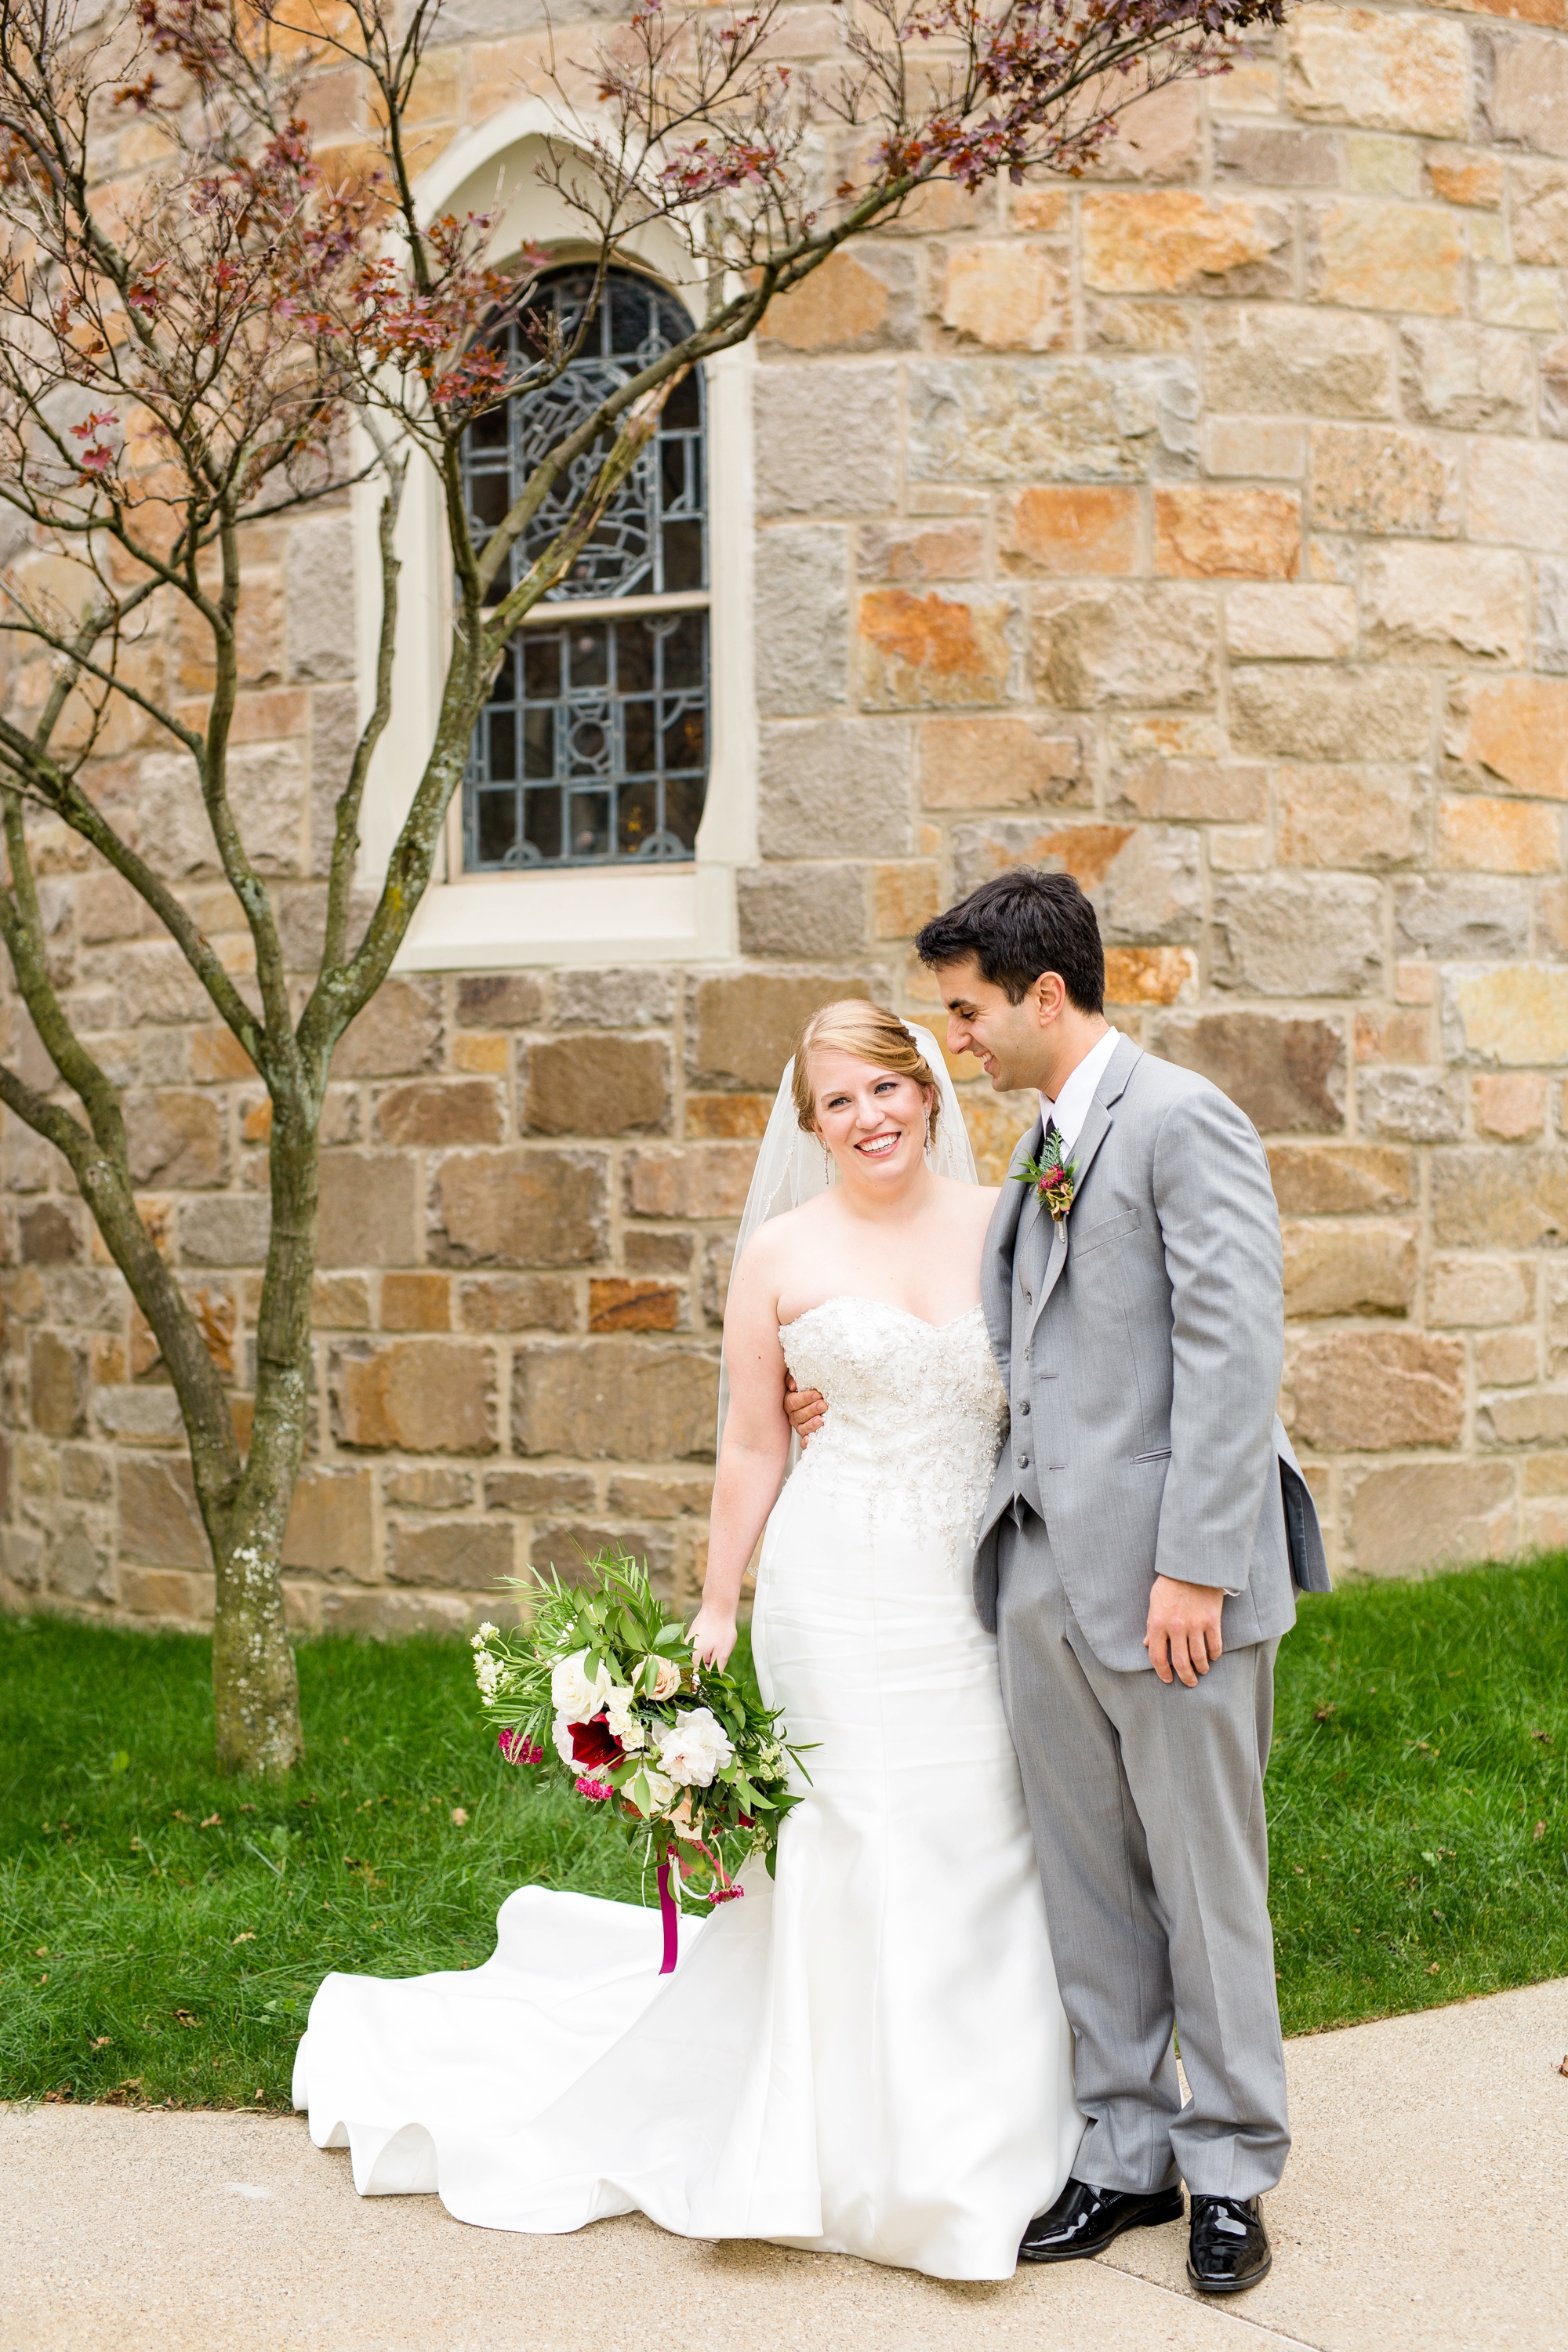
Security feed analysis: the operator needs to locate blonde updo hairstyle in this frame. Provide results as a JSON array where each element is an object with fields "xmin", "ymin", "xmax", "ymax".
[{"xmin": 790, "ymin": 1000, "xmax": 941, "ymax": 1146}]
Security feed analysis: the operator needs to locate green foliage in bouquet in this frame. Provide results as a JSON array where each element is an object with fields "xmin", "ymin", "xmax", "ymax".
[{"xmin": 471, "ymin": 1549, "xmax": 809, "ymax": 1914}]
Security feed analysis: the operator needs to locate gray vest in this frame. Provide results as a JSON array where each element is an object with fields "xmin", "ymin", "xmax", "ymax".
[{"xmin": 1008, "ymin": 1208, "xmax": 1047, "ymax": 1523}]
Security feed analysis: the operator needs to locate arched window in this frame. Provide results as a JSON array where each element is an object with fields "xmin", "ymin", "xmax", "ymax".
[{"xmin": 460, "ymin": 265, "xmax": 709, "ymax": 870}]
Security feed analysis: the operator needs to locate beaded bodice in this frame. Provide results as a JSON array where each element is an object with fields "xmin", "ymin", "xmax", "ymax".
[{"xmin": 779, "ymin": 1297, "xmax": 1009, "ymax": 1564}]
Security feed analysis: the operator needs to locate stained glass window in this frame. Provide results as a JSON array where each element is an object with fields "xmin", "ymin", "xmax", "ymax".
[{"xmin": 460, "ymin": 266, "xmax": 710, "ymax": 869}]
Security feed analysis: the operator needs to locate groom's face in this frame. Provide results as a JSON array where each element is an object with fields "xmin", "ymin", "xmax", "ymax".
[{"xmin": 934, "ymin": 959, "xmax": 1055, "ymax": 1095}]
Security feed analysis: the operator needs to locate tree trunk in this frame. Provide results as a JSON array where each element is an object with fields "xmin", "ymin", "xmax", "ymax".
[{"xmin": 210, "ymin": 1524, "xmax": 303, "ymax": 1776}]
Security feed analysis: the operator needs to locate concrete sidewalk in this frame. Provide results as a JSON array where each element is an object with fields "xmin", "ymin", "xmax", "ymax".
[{"xmin": 3, "ymin": 1977, "xmax": 1564, "ymax": 2352}]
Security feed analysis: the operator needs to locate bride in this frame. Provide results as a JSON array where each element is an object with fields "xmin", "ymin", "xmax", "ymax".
[{"xmin": 294, "ymin": 1000, "xmax": 1080, "ymax": 2281}]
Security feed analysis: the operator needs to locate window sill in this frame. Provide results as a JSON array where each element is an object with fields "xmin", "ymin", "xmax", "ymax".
[{"xmin": 391, "ymin": 862, "xmax": 735, "ymax": 971}]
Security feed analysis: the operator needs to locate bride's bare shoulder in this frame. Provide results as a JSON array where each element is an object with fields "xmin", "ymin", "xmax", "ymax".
[
  {"xmin": 935, "ymin": 1175, "xmax": 1004, "ymax": 1225},
  {"xmin": 734, "ymin": 1194, "xmax": 833, "ymax": 1282}
]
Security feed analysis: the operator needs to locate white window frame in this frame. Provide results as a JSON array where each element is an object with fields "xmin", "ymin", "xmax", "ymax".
[{"xmin": 351, "ymin": 98, "xmax": 756, "ymax": 971}]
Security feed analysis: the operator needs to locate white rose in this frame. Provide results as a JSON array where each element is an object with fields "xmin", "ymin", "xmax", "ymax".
[
  {"xmin": 551, "ymin": 1648, "xmax": 612, "ymax": 1723},
  {"xmin": 636, "ymin": 1767, "xmax": 677, "ymax": 1815},
  {"xmin": 552, "ymin": 1711, "xmax": 578, "ymax": 1768},
  {"xmin": 642, "ymin": 1655, "xmax": 682, "ymax": 1703},
  {"xmin": 603, "ymin": 1687, "xmax": 646, "ymax": 1752},
  {"xmin": 655, "ymin": 1706, "xmax": 735, "ymax": 1789}
]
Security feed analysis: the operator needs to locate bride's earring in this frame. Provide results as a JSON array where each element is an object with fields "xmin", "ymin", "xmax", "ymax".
[
  {"xmin": 924, "ymin": 1105, "xmax": 933, "ymax": 1163},
  {"xmin": 821, "ymin": 1138, "xmax": 832, "ymax": 1182}
]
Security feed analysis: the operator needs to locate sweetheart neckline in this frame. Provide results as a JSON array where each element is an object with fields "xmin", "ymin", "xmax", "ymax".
[{"xmin": 779, "ymin": 1296, "xmax": 987, "ymax": 1338}]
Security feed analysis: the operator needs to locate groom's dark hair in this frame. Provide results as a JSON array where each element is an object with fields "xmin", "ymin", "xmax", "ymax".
[{"xmin": 914, "ymin": 869, "xmax": 1105, "ymax": 1013}]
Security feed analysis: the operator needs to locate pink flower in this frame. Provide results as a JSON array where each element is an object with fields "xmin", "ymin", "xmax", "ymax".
[
  {"xmin": 497, "ymin": 1730, "xmax": 543, "ymax": 1766},
  {"xmin": 574, "ymin": 1775, "xmax": 615, "ymax": 1802},
  {"xmin": 709, "ymin": 1884, "xmax": 745, "ymax": 1904}
]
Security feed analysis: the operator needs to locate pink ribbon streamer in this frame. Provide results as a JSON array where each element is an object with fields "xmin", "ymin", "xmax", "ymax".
[{"xmin": 656, "ymin": 1857, "xmax": 678, "ymax": 1974}]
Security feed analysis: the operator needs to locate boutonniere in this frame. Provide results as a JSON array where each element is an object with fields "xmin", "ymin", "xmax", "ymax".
[{"xmin": 1013, "ymin": 1146, "xmax": 1078, "ymax": 1224}]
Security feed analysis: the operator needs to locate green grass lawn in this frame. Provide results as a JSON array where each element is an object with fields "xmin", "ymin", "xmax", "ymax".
[{"xmin": 2, "ymin": 1557, "xmax": 1565, "ymax": 2108}]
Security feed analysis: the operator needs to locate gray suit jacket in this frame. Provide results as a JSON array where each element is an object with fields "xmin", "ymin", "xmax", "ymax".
[{"xmin": 976, "ymin": 1035, "xmax": 1329, "ymax": 1671}]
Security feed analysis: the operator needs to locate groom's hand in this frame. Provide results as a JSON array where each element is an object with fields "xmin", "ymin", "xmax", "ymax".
[
  {"xmin": 1144, "ymin": 1575, "xmax": 1225, "ymax": 1688},
  {"xmin": 783, "ymin": 1372, "xmax": 826, "ymax": 1444}
]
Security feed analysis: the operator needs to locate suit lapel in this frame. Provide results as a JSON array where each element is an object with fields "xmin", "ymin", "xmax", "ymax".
[
  {"xmin": 1027, "ymin": 1035, "xmax": 1142, "ymax": 1338},
  {"xmin": 982, "ymin": 1112, "xmax": 1041, "ymax": 1381}
]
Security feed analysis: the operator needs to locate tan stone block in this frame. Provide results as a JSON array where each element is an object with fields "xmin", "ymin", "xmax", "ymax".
[
  {"xmin": 513, "ymin": 1339, "xmax": 720, "ymax": 1461},
  {"xmin": 1201, "ymin": 419, "xmax": 1307, "ymax": 481},
  {"xmin": 313, "ymin": 1274, "xmax": 370, "ymax": 1329},
  {"xmin": 1467, "ymin": 436, "xmax": 1568, "ymax": 552},
  {"xmin": 1308, "ymin": 200, "xmax": 1465, "ymax": 314},
  {"xmin": 1151, "ymin": 1012, "xmax": 1347, "ymax": 1134},
  {"xmin": 1152, "ymin": 488, "xmax": 1298, "ymax": 581},
  {"xmin": 1481, "ymin": 26, "xmax": 1568, "ymax": 158},
  {"xmin": 920, "ymin": 716, "xmax": 1083, "ymax": 808},
  {"xmin": 1344, "ymin": 134, "xmax": 1421, "ymax": 198},
  {"xmin": 30, "ymin": 1332, "xmax": 86, "ymax": 1439},
  {"xmin": 906, "ymin": 354, "xmax": 1197, "ymax": 486},
  {"xmin": 1269, "ymin": 1144, "xmax": 1413, "ymax": 1215},
  {"xmin": 1359, "ymin": 1065, "xmax": 1465, "ymax": 1141},
  {"xmin": 189, "ymin": 1026, "xmax": 256, "ymax": 1083},
  {"xmin": 381, "ymin": 1463, "xmax": 471, "ymax": 1511},
  {"xmin": 605, "ymin": 1472, "xmax": 713, "ymax": 1518},
  {"xmin": 1511, "ymin": 159, "xmax": 1568, "ymax": 264},
  {"xmin": 386, "ymin": 1519, "xmax": 514, "ymax": 1590},
  {"xmin": 1309, "ymin": 424, "xmax": 1459, "ymax": 536},
  {"xmin": 1225, "ymin": 585, "xmax": 1356, "ymax": 659},
  {"xmin": 1211, "ymin": 59, "xmax": 1283, "ymax": 112},
  {"xmin": 1431, "ymin": 1146, "xmax": 1568, "ymax": 1247},
  {"xmin": 1448, "ymin": 964, "xmax": 1568, "ymax": 1065},
  {"xmin": 77, "ymin": 869, "xmax": 145, "ymax": 944},
  {"xmin": 1081, "ymin": 193, "xmax": 1291, "ymax": 296},
  {"xmin": 1286, "ymin": 7, "xmax": 1469, "ymax": 136},
  {"xmin": 430, "ymin": 1149, "xmax": 606, "ymax": 1269},
  {"xmin": 1079, "ymin": 78, "xmax": 1203, "ymax": 182},
  {"xmin": 318, "ymin": 1151, "xmax": 418, "ymax": 1269},
  {"xmin": 456, "ymin": 975, "xmax": 546, "ymax": 1029},
  {"xmin": 1524, "ymin": 1453, "xmax": 1568, "ymax": 1497},
  {"xmin": 1009, "ymin": 187, "xmax": 1071, "ymax": 231},
  {"xmin": 999, "ymin": 487, "xmax": 1138, "ymax": 579},
  {"xmin": 1083, "ymin": 297, "xmax": 1193, "ymax": 353},
  {"xmin": 281, "ymin": 1466, "xmax": 374, "ymax": 1581},
  {"xmin": 1525, "ymin": 1496, "xmax": 1568, "ymax": 1548},
  {"xmin": 1477, "ymin": 1388, "xmax": 1568, "ymax": 1446},
  {"xmin": 1476, "ymin": 1328, "xmax": 1541, "ymax": 1387},
  {"xmin": 1284, "ymin": 1330, "xmax": 1465, "ymax": 1449},
  {"xmin": 1438, "ymin": 799, "xmax": 1560, "ymax": 875},
  {"xmin": 1396, "ymin": 964, "xmax": 1436, "ymax": 1006},
  {"xmin": 1109, "ymin": 761, "xmax": 1264, "ymax": 824},
  {"xmin": 760, "ymin": 251, "xmax": 894, "ymax": 351},
  {"xmin": 18, "ymin": 1203, "xmax": 80, "ymax": 1265},
  {"xmin": 1214, "ymin": 873, "xmax": 1384, "ymax": 997},
  {"xmin": 523, "ymin": 1035, "xmax": 671, "ymax": 1138},
  {"xmin": 1033, "ymin": 584, "xmax": 1218, "ymax": 710},
  {"xmin": 687, "ymin": 974, "xmax": 882, "ymax": 1091},
  {"xmin": 1399, "ymin": 322, "xmax": 1532, "ymax": 437},
  {"xmin": 1229, "ymin": 666, "xmax": 1428, "ymax": 762},
  {"xmin": 1214, "ymin": 121, "xmax": 1338, "ymax": 188},
  {"xmin": 330, "ymin": 1338, "xmax": 495, "ymax": 1454},
  {"xmin": 950, "ymin": 820, "xmax": 1201, "ymax": 947},
  {"xmin": 124, "ymin": 1091, "xmax": 227, "ymax": 1190},
  {"xmin": 1425, "ymin": 145, "xmax": 1504, "ymax": 208},
  {"xmin": 118, "ymin": 1453, "xmax": 206, "ymax": 1568},
  {"xmin": 589, "ymin": 1280, "xmax": 681, "ymax": 1334},
  {"xmin": 623, "ymin": 1234, "xmax": 694, "ymax": 1280},
  {"xmin": 1207, "ymin": 828, "xmax": 1270, "ymax": 872},
  {"xmin": 684, "ymin": 1094, "xmax": 774, "ymax": 1140},
  {"xmin": 318, "ymin": 1587, "xmax": 476, "ymax": 1637},
  {"xmin": 623, "ymin": 1143, "xmax": 759, "ymax": 1221},
  {"xmin": 873, "ymin": 861, "xmax": 941, "ymax": 939},
  {"xmin": 380, "ymin": 1272, "xmax": 450, "ymax": 1332},
  {"xmin": 858, "ymin": 590, "xmax": 1014, "ymax": 710},
  {"xmin": 958, "ymin": 1093, "xmax": 1037, "ymax": 1185},
  {"xmin": 457, "ymin": 1275, "xmax": 578, "ymax": 1333},
  {"xmin": 452, "ymin": 1033, "xmax": 510, "ymax": 1076},
  {"xmin": 1347, "ymin": 1459, "xmax": 1515, "ymax": 1577},
  {"xmin": 1364, "ymin": 544, "xmax": 1529, "ymax": 666},
  {"xmin": 1283, "ymin": 1220, "xmax": 1417, "ymax": 1318},
  {"xmin": 1428, "ymin": 1256, "xmax": 1535, "ymax": 1330},
  {"xmin": 1451, "ymin": 677, "xmax": 1568, "ymax": 799},
  {"xmin": 372, "ymin": 1081, "xmax": 505, "ymax": 1148},
  {"xmin": 119, "ymin": 1566, "xmax": 212, "ymax": 1620},
  {"xmin": 484, "ymin": 1468, "xmax": 597, "ymax": 1514},
  {"xmin": 1202, "ymin": 305, "xmax": 1394, "ymax": 418},
  {"xmin": 1102, "ymin": 948, "xmax": 1196, "ymax": 1006},
  {"xmin": 858, "ymin": 521, "xmax": 985, "ymax": 583},
  {"xmin": 937, "ymin": 244, "xmax": 1066, "ymax": 353},
  {"xmin": 1354, "ymin": 1009, "xmax": 1432, "ymax": 1064},
  {"xmin": 1474, "ymin": 264, "xmax": 1563, "ymax": 332},
  {"xmin": 334, "ymin": 978, "xmax": 441, "ymax": 1077}
]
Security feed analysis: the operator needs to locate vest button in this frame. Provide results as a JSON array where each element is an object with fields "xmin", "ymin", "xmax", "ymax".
[
  {"xmin": 1022, "ymin": 1287, "xmax": 1032, "ymax": 1304},
  {"xmin": 1016, "ymin": 1454, "xmax": 1030, "ymax": 1470},
  {"xmin": 1019, "ymin": 1400, "xmax": 1031, "ymax": 1416}
]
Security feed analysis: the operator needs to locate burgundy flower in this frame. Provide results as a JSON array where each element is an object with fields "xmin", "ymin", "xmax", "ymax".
[{"xmin": 569, "ymin": 1714, "xmax": 623, "ymax": 1773}]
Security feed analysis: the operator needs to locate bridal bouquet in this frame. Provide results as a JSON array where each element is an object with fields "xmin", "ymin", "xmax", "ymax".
[{"xmin": 470, "ymin": 1548, "xmax": 808, "ymax": 1969}]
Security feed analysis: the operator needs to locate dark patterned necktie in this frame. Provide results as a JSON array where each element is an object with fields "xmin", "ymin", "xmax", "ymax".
[{"xmin": 1043, "ymin": 1116, "xmax": 1064, "ymax": 1168}]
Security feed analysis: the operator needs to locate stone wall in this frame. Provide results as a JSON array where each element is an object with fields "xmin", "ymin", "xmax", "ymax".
[{"xmin": 5, "ymin": 0, "xmax": 1568, "ymax": 1632}]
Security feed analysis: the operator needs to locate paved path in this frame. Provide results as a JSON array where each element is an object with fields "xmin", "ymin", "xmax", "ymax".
[{"xmin": 3, "ymin": 1978, "xmax": 1564, "ymax": 2352}]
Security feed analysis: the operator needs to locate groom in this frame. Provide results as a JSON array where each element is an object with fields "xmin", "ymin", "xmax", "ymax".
[{"xmin": 789, "ymin": 868, "xmax": 1327, "ymax": 2293}]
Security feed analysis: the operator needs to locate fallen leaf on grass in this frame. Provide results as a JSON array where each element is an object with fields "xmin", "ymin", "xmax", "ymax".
[
  {"xmin": 200, "ymin": 1813, "xmax": 221, "ymax": 1828},
  {"xmin": 1312, "ymin": 1704, "xmax": 1335, "ymax": 1722},
  {"xmin": 172, "ymin": 2009, "xmax": 201, "ymax": 2029},
  {"xmin": 1558, "ymin": 2054, "xmax": 1568, "ymax": 2078},
  {"xmin": 1427, "ymin": 1963, "xmax": 1440, "ymax": 1976},
  {"xmin": 1534, "ymin": 1822, "xmax": 1547, "ymax": 1840},
  {"xmin": 100, "ymin": 2079, "xmax": 145, "ymax": 2107},
  {"xmin": 232, "ymin": 1930, "xmax": 256, "ymax": 1944},
  {"xmin": 43, "ymin": 2088, "xmax": 71, "ymax": 2104},
  {"xmin": 91, "ymin": 2036, "xmax": 113, "ymax": 2049},
  {"xmin": 1529, "ymin": 1729, "xmax": 1553, "ymax": 1747},
  {"xmin": 452, "ymin": 1807, "xmax": 470, "ymax": 1827}
]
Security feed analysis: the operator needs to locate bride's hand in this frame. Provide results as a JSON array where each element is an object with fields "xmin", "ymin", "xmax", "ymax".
[{"xmin": 689, "ymin": 1606, "xmax": 738, "ymax": 1672}]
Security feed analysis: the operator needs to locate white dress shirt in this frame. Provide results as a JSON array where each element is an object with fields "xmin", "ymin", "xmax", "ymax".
[{"xmin": 1040, "ymin": 1025, "xmax": 1120, "ymax": 1154}]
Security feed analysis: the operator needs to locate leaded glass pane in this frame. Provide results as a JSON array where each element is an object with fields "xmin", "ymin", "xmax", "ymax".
[
  {"xmin": 464, "ymin": 609, "xmax": 710, "ymax": 869},
  {"xmin": 461, "ymin": 265, "xmax": 711, "ymax": 871}
]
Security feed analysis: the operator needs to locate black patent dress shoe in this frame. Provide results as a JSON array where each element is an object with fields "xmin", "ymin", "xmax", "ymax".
[
  {"xmin": 1019, "ymin": 2176, "xmax": 1185, "ymax": 2263},
  {"xmin": 1187, "ymin": 2194, "xmax": 1272, "ymax": 2293}
]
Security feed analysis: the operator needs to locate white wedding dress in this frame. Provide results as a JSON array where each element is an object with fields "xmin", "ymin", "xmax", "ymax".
[{"xmin": 294, "ymin": 1296, "xmax": 1082, "ymax": 2278}]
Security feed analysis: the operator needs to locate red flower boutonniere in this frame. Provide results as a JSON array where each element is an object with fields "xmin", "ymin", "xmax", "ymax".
[{"xmin": 1013, "ymin": 1146, "xmax": 1078, "ymax": 1224}]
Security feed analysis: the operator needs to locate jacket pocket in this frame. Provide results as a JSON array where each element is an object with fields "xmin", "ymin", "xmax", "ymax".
[
  {"xmin": 1134, "ymin": 1447, "xmax": 1172, "ymax": 1464},
  {"xmin": 1072, "ymin": 1205, "xmax": 1142, "ymax": 1257}
]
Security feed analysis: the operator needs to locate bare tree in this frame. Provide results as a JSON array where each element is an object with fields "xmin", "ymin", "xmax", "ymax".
[{"xmin": 0, "ymin": 0, "xmax": 1283, "ymax": 1773}]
